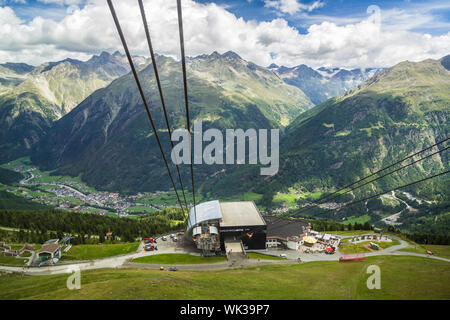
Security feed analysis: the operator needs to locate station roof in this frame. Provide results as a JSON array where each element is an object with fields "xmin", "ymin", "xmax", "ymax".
[
  {"xmin": 37, "ymin": 244, "xmax": 61, "ymax": 255},
  {"xmin": 187, "ymin": 200, "xmax": 222, "ymax": 231},
  {"xmin": 219, "ymin": 201, "xmax": 265, "ymax": 227},
  {"xmin": 186, "ymin": 200, "xmax": 266, "ymax": 236},
  {"xmin": 264, "ymin": 216, "xmax": 309, "ymax": 239}
]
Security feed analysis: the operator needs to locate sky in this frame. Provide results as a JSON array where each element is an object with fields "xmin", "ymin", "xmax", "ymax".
[{"xmin": 0, "ymin": 0, "xmax": 449, "ymax": 68}]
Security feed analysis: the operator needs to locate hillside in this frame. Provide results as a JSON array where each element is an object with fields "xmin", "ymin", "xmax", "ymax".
[
  {"xmin": 0, "ymin": 256, "xmax": 448, "ymax": 299},
  {"xmin": 31, "ymin": 52, "xmax": 313, "ymax": 193},
  {"xmin": 190, "ymin": 51, "xmax": 312, "ymax": 126},
  {"xmin": 0, "ymin": 62, "xmax": 34, "ymax": 95},
  {"xmin": 212, "ymin": 55, "xmax": 449, "ymax": 228},
  {"xmin": 0, "ymin": 52, "xmax": 144, "ymax": 163}
]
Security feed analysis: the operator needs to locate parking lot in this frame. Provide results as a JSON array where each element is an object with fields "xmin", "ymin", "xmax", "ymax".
[{"xmin": 137, "ymin": 232, "xmax": 200, "ymax": 257}]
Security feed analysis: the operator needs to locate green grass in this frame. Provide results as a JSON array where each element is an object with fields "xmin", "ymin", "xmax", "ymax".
[
  {"xmin": 61, "ymin": 243, "xmax": 139, "ymax": 261},
  {"xmin": 303, "ymin": 191, "xmax": 323, "ymax": 201},
  {"xmin": 0, "ymin": 255, "xmax": 28, "ymax": 266},
  {"xmin": 359, "ymin": 122, "xmax": 384, "ymax": 137},
  {"xmin": 273, "ymin": 192, "xmax": 300, "ymax": 206},
  {"xmin": 339, "ymin": 239, "xmax": 400, "ymax": 254},
  {"xmin": 126, "ymin": 206, "xmax": 156, "ymax": 213},
  {"xmin": 138, "ymin": 192, "xmax": 203, "ymax": 207},
  {"xmin": 132, "ymin": 253, "xmax": 226, "ymax": 265},
  {"xmin": 324, "ymin": 230, "xmax": 374, "ymax": 236},
  {"xmin": 335, "ymin": 130, "xmax": 351, "ymax": 137},
  {"xmin": 343, "ymin": 214, "xmax": 371, "ymax": 225},
  {"xmin": 124, "ymin": 214, "xmax": 141, "ymax": 219},
  {"xmin": 223, "ymin": 192, "xmax": 263, "ymax": 202},
  {"xmin": 380, "ymin": 197, "xmax": 401, "ymax": 207},
  {"xmin": 0, "ymin": 256, "xmax": 449, "ymax": 299},
  {"xmin": 399, "ymin": 244, "xmax": 450, "ymax": 259},
  {"xmin": 5, "ymin": 244, "xmax": 42, "ymax": 251},
  {"xmin": 272, "ymin": 189, "xmax": 323, "ymax": 207},
  {"xmin": 246, "ymin": 253, "xmax": 285, "ymax": 260}
]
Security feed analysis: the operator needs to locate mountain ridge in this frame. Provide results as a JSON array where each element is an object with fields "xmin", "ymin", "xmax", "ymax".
[
  {"xmin": 268, "ymin": 62, "xmax": 384, "ymax": 104},
  {"xmin": 30, "ymin": 52, "xmax": 313, "ymax": 192},
  {"xmin": 0, "ymin": 51, "xmax": 148, "ymax": 162}
]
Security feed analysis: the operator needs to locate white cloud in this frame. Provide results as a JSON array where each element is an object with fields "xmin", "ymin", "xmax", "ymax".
[
  {"xmin": 0, "ymin": 0, "xmax": 448, "ymax": 69},
  {"xmin": 264, "ymin": 0, "xmax": 324, "ymax": 15},
  {"xmin": 36, "ymin": 0, "xmax": 84, "ymax": 5}
]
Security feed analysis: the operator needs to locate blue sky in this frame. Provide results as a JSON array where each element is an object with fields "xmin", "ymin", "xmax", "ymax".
[
  {"xmin": 8, "ymin": 0, "xmax": 450, "ymax": 35},
  {"xmin": 199, "ymin": 0, "xmax": 450, "ymax": 34},
  {"xmin": 1, "ymin": 0, "xmax": 449, "ymax": 67}
]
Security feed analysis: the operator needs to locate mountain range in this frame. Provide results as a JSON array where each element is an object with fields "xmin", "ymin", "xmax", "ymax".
[
  {"xmin": 268, "ymin": 63, "xmax": 384, "ymax": 105},
  {"xmin": 0, "ymin": 50, "xmax": 383, "ymax": 164},
  {"xmin": 30, "ymin": 51, "xmax": 313, "ymax": 192},
  {"xmin": 0, "ymin": 51, "xmax": 147, "ymax": 162}
]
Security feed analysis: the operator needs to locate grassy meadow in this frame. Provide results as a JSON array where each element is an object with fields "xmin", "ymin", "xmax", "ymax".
[{"xmin": 0, "ymin": 256, "xmax": 448, "ymax": 299}]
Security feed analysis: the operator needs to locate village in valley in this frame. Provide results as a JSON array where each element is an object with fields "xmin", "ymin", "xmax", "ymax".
[{"xmin": 0, "ymin": 158, "xmax": 174, "ymax": 218}]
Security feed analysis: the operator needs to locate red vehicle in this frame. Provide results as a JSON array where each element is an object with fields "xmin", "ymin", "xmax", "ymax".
[
  {"xmin": 145, "ymin": 244, "xmax": 156, "ymax": 251},
  {"xmin": 144, "ymin": 237, "xmax": 155, "ymax": 243},
  {"xmin": 426, "ymin": 250, "xmax": 434, "ymax": 255},
  {"xmin": 325, "ymin": 247, "xmax": 335, "ymax": 254}
]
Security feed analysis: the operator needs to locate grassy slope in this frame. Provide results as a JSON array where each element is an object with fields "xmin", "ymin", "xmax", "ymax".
[
  {"xmin": 246, "ymin": 253, "xmax": 285, "ymax": 260},
  {"xmin": 0, "ymin": 167, "xmax": 23, "ymax": 185},
  {"xmin": 339, "ymin": 239, "xmax": 401, "ymax": 254},
  {"xmin": 0, "ymin": 190, "xmax": 51, "ymax": 210},
  {"xmin": 61, "ymin": 243, "xmax": 139, "ymax": 261},
  {"xmin": 0, "ymin": 256, "xmax": 448, "ymax": 299},
  {"xmin": 0, "ymin": 255, "xmax": 28, "ymax": 266},
  {"xmin": 324, "ymin": 230, "xmax": 374, "ymax": 236},
  {"xmin": 399, "ymin": 244, "xmax": 450, "ymax": 259},
  {"xmin": 132, "ymin": 254, "xmax": 226, "ymax": 264}
]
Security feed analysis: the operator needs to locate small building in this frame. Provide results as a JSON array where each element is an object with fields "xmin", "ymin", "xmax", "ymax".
[
  {"xmin": 36, "ymin": 244, "xmax": 61, "ymax": 265},
  {"xmin": 186, "ymin": 200, "xmax": 267, "ymax": 255},
  {"xmin": 219, "ymin": 201, "xmax": 267, "ymax": 250},
  {"xmin": 264, "ymin": 216, "xmax": 310, "ymax": 250}
]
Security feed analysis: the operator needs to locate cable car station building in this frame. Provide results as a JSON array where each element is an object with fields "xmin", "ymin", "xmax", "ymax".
[{"xmin": 186, "ymin": 200, "xmax": 266, "ymax": 255}]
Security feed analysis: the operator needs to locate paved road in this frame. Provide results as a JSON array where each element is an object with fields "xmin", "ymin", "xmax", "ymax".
[{"xmin": 1, "ymin": 236, "xmax": 448, "ymax": 275}]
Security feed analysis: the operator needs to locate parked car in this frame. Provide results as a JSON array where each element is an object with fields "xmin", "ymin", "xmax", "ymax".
[
  {"xmin": 144, "ymin": 237, "xmax": 154, "ymax": 243},
  {"xmin": 173, "ymin": 237, "xmax": 178, "ymax": 242},
  {"xmin": 162, "ymin": 236, "xmax": 167, "ymax": 241},
  {"xmin": 279, "ymin": 254, "xmax": 287, "ymax": 258},
  {"xmin": 170, "ymin": 234, "xmax": 175, "ymax": 238}
]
